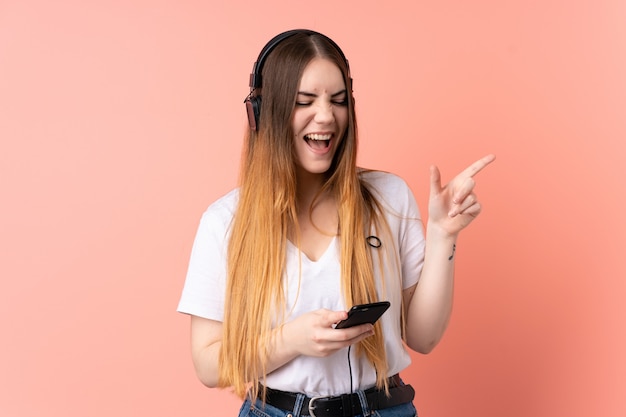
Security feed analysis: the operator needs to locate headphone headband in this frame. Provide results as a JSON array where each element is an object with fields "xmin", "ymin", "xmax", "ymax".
[{"xmin": 249, "ymin": 29, "xmax": 351, "ymax": 89}]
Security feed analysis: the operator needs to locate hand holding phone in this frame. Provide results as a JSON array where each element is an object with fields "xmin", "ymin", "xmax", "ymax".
[{"xmin": 334, "ymin": 301, "xmax": 390, "ymax": 329}]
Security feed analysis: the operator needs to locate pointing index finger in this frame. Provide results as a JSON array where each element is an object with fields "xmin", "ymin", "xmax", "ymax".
[{"xmin": 459, "ymin": 154, "xmax": 496, "ymax": 178}]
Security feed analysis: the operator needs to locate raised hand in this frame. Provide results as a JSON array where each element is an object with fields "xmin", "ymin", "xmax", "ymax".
[{"xmin": 428, "ymin": 154, "xmax": 495, "ymax": 237}]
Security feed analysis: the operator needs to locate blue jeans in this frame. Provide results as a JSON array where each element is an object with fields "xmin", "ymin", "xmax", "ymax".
[{"xmin": 237, "ymin": 395, "xmax": 417, "ymax": 417}]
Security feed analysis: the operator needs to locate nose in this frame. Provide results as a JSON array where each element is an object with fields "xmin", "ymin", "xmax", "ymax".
[{"xmin": 314, "ymin": 102, "xmax": 335, "ymax": 124}]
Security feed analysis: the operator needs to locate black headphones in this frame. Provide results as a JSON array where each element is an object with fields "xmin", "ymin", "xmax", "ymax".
[{"xmin": 244, "ymin": 29, "xmax": 352, "ymax": 131}]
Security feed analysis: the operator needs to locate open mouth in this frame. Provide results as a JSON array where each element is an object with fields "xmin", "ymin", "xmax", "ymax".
[{"xmin": 303, "ymin": 133, "xmax": 332, "ymax": 150}]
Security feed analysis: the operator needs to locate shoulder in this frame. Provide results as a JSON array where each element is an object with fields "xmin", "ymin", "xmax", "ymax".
[
  {"xmin": 197, "ymin": 188, "xmax": 240, "ymax": 234},
  {"xmin": 359, "ymin": 169, "xmax": 420, "ymax": 218},
  {"xmin": 202, "ymin": 189, "xmax": 239, "ymax": 220},
  {"xmin": 359, "ymin": 169, "xmax": 413, "ymax": 198}
]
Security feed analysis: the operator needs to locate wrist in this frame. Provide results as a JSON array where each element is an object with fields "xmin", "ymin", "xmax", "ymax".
[
  {"xmin": 272, "ymin": 321, "xmax": 300, "ymax": 360},
  {"xmin": 426, "ymin": 220, "xmax": 459, "ymax": 242}
]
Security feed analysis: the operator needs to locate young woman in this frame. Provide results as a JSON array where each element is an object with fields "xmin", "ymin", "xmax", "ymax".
[{"xmin": 178, "ymin": 29, "xmax": 494, "ymax": 417}]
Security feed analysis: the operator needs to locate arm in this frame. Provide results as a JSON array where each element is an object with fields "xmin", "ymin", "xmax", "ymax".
[
  {"xmin": 403, "ymin": 224, "xmax": 456, "ymax": 354},
  {"xmin": 404, "ymin": 154, "xmax": 495, "ymax": 354},
  {"xmin": 190, "ymin": 315, "xmax": 305, "ymax": 388},
  {"xmin": 189, "ymin": 316, "xmax": 222, "ymax": 387},
  {"xmin": 190, "ymin": 310, "xmax": 375, "ymax": 388}
]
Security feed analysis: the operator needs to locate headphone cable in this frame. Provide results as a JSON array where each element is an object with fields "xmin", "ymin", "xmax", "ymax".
[{"xmin": 347, "ymin": 345, "xmax": 353, "ymax": 393}]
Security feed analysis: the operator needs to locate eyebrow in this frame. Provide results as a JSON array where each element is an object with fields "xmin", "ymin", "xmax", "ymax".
[{"xmin": 297, "ymin": 89, "xmax": 347, "ymax": 98}]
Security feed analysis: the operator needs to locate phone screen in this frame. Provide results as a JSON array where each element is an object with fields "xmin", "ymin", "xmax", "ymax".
[{"xmin": 334, "ymin": 301, "xmax": 390, "ymax": 329}]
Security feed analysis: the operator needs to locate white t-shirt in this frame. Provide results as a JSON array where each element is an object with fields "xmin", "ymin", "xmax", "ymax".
[{"xmin": 177, "ymin": 170, "xmax": 425, "ymax": 396}]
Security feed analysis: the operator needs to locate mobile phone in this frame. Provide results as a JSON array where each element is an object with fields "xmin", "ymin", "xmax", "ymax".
[{"xmin": 334, "ymin": 301, "xmax": 391, "ymax": 329}]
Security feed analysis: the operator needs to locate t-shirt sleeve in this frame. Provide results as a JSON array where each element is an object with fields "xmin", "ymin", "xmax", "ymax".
[
  {"xmin": 177, "ymin": 196, "xmax": 234, "ymax": 321},
  {"xmin": 396, "ymin": 179, "xmax": 425, "ymax": 289},
  {"xmin": 366, "ymin": 171, "xmax": 425, "ymax": 290}
]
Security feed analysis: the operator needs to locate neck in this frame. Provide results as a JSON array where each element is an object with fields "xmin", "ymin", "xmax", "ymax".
[
  {"xmin": 295, "ymin": 169, "xmax": 329, "ymax": 209},
  {"xmin": 293, "ymin": 169, "xmax": 339, "ymax": 244}
]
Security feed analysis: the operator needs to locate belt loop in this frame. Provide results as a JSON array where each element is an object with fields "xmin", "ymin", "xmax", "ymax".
[
  {"xmin": 292, "ymin": 392, "xmax": 306, "ymax": 416},
  {"xmin": 356, "ymin": 390, "xmax": 371, "ymax": 416}
]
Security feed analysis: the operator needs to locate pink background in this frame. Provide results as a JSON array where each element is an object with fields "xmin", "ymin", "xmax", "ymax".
[{"xmin": 1, "ymin": 1, "xmax": 624, "ymax": 416}]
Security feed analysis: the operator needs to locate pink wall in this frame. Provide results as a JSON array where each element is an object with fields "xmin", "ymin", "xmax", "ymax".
[{"xmin": 1, "ymin": 1, "xmax": 624, "ymax": 416}]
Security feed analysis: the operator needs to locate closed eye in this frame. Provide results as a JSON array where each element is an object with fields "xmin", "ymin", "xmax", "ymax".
[
  {"xmin": 296, "ymin": 90, "xmax": 347, "ymax": 107},
  {"xmin": 331, "ymin": 90, "xmax": 347, "ymax": 106}
]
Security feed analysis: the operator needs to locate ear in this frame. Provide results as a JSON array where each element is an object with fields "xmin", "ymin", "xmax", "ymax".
[{"xmin": 245, "ymin": 95, "xmax": 262, "ymax": 131}]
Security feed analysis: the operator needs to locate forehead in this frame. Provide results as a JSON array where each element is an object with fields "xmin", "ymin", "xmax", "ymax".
[{"xmin": 298, "ymin": 58, "xmax": 346, "ymax": 92}]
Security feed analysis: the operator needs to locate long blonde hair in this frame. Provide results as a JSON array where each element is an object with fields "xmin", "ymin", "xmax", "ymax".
[{"xmin": 219, "ymin": 32, "xmax": 392, "ymax": 398}]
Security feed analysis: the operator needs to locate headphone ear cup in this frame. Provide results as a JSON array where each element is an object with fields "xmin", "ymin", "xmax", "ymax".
[{"xmin": 245, "ymin": 95, "xmax": 262, "ymax": 131}]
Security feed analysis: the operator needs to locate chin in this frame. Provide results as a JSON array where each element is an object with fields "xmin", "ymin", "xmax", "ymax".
[
  {"xmin": 297, "ymin": 164, "xmax": 332, "ymax": 178},
  {"xmin": 308, "ymin": 164, "xmax": 333, "ymax": 175}
]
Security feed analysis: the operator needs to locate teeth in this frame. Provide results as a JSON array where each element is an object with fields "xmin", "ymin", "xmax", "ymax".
[{"xmin": 305, "ymin": 133, "xmax": 332, "ymax": 141}]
